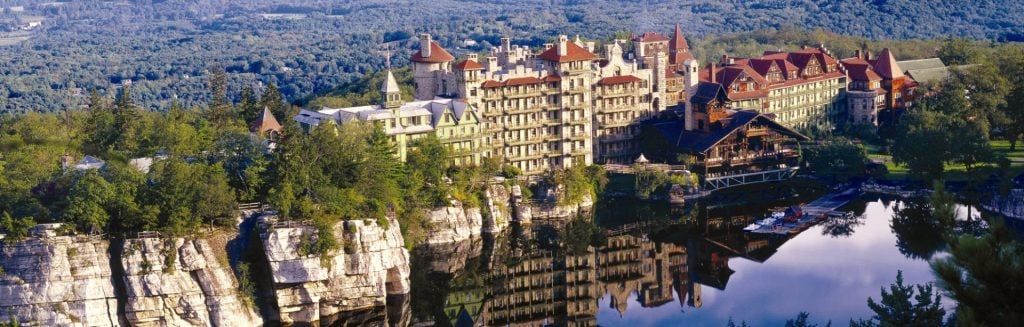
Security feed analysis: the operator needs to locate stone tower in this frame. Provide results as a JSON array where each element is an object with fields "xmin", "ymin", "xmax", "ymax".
[
  {"xmin": 411, "ymin": 33, "xmax": 454, "ymax": 100},
  {"xmin": 683, "ymin": 58, "xmax": 700, "ymax": 131}
]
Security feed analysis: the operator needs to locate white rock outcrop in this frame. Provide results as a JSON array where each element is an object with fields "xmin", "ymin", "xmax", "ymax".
[
  {"xmin": 121, "ymin": 237, "xmax": 261, "ymax": 327},
  {"xmin": 984, "ymin": 188, "xmax": 1024, "ymax": 219},
  {"xmin": 0, "ymin": 236, "xmax": 119, "ymax": 327},
  {"xmin": 482, "ymin": 183, "xmax": 511, "ymax": 234},
  {"xmin": 259, "ymin": 217, "xmax": 410, "ymax": 325},
  {"xmin": 424, "ymin": 201, "xmax": 483, "ymax": 245}
]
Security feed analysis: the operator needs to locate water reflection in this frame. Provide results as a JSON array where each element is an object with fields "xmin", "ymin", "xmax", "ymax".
[{"xmin": 400, "ymin": 195, "xmax": 982, "ymax": 326}]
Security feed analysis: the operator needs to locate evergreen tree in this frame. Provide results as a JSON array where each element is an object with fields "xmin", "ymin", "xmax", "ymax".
[
  {"xmin": 260, "ymin": 82, "xmax": 289, "ymax": 123},
  {"xmin": 112, "ymin": 86, "xmax": 141, "ymax": 155},
  {"xmin": 851, "ymin": 271, "xmax": 947, "ymax": 327},
  {"xmin": 205, "ymin": 66, "xmax": 234, "ymax": 128},
  {"xmin": 82, "ymin": 89, "xmax": 115, "ymax": 155},
  {"xmin": 931, "ymin": 219, "xmax": 1024, "ymax": 326},
  {"xmin": 239, "ymin": 84, "xmax": 260, "ymax": 125}
]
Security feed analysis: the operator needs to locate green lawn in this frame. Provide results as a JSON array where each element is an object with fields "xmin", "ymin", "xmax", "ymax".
[
  {"xmin": 991, "ymin": 140, "xmax": 1024, "ymax": 161},
  {"xmin": 863, "ymin": 140, "xmax": 1024, "ymax": 182}
]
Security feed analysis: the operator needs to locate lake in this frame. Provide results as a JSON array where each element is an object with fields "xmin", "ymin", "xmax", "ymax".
[{"xmin": 403, "ymin": 191, "xmax": 990, "ymax": 326}]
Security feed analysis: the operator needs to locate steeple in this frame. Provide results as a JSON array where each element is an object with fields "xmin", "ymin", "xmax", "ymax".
[
  {"xmin": 669, "ymin": 23, "xmax": 692, "ymax": 65},
  {"xmin": 381, "ymin": 69, "xmax": 402, "ymax": 109}
]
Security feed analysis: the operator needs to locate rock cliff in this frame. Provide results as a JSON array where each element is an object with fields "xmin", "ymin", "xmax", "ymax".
[
  {"xmin": 120, "ymin": 236, "xmax": 261, "ymax": 327},
  {"xmin": 0, "ymin": 234, "xmax": 119, "ymax": 327},
  {"xmin": 984, "ymin": 188, "xmax": 1024, "ymax": 219},
  {"xmin": 511, "ymin": 184, "xmax": 594, "ymax": 223},
  {"xmin": 482, "ymin": 183, "xmax": 511, "ymax": 234},
  {"xmin": 258, "ymin": 216, "xmax": 410, "ymax": 325},
  {"xmin": 423, "ymin": 201, "xmax": 482, "ymax": 245}
]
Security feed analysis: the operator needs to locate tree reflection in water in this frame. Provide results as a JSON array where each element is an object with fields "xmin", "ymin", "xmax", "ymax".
[{"xmin": 890, "ymin": 201, "xmax": 947, "ymax": 260}]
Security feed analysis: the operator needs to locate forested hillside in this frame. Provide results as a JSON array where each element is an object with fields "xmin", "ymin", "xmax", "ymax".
[{"xmin": 1, "ymin": 0, "xmax": 1022, "ymax": 113}]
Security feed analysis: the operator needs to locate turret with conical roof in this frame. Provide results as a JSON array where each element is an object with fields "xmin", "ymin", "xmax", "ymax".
[{"xmin": 381, "ymin": 70, "xmax": 403, "ymax": 109}]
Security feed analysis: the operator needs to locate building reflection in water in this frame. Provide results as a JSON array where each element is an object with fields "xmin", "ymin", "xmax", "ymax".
[{"xmin": 401, "ymin": 198, "xmax": 829, "ymax": 327}]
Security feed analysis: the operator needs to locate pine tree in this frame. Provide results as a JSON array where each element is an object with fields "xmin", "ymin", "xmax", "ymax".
[
  {"xmin": 931, "ymin": 219, "xmax": 1024, "ymax": 326},
  {"xmin": 260, "ymin": 82, "xmax": 288, "ymax": 122},
  {"xmin": 83, "ymin": 89, "xmax": 115, "ymax": 155},
  {"xmin": 112, "ymin": 86, "xmax": 140, "ymax": 155},
  {"xmin": 851, "ymin": 271, "xmax": 946, "ymax": 327},
  {"xmin": 205, "ymin": 67, "xmax": 232, "ymax": 126},
  {"xmin": 239, "ymin": 84, "xmax": 260, "ymax": 125}
]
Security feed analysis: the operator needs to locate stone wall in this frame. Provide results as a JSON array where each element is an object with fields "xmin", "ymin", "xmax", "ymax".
[
  {"xmin": 258, "ymin": 216, "xmax": 410, "ymax": 325},
  {"xmin": 0, "ymin": 236, "xmax": 119, "ymax": 327},
  {"xmin": 120, "ymin": 237, "xmax": 261, "ymax": 327},
  {"xmin": 511, "ymin": 184, "xmax": 594, "ymax": 223}
]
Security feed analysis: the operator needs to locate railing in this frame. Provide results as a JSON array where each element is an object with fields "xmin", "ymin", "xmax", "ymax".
[{"xmin": 597, "ymin": 105, "xmax": 640, "ymax": 113}]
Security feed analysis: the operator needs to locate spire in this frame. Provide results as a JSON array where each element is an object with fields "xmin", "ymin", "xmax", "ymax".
[
  {"xmin": 872, "ymin": 48, "xmax": 905, "ymax": 80},
  {"xmin": 669, "ymin": 23, "xmax": 692, "ymax": 65},
  {"xmin": 381, "ymin": 70, "xmax": 402, "ymax": 108},
  {"xmin": 251, "ymin": 106, "xmax": 282, "ymax": 137}
]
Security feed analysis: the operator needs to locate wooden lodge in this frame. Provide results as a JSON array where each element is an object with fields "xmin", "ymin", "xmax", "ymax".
[{"xmin": 654, "ymin": 83, "xmax": 809, "ymax": 190}]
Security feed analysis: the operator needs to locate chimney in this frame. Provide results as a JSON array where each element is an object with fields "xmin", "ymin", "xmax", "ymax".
[
  {"xmin": 865, "ymin": 50, "xmax": 872, "ymax": 60},
  {"xmin": 557, "ymin": 35, "xmax": 569, "ymax": 56},
  {"xmin": 487, "ymin": 56, "xmax": 498, "ymax": 72},
  {"xmin": 728, "ymin": 57, "xmax": 735, "ymax": 65},
  {"xmin": 501, "ymin": 37, "xmax": 511, "ymax": 51},
  {"xmin": 710, "ymin": 62, "xmax": 717, "ymax": 82},
  {"xmin": 854, "ymin": 49, "xmax": 861, "ymax": 59},
  {"xmin": 544, "ymin": 43, "xmax": 554, "ymax": 50},
  {"xmin": 586, "ymin": 41, "xmax": 595, "ymax": 53},
  {"xmin": 721, "ymin": 55, "xmax": 728, "ymax": 66},
  {"xmin": 420, "ymin": 34, "xmax": 432, "ymax": 58},
  {"xmin": 469, "ymin": 53, "xmax": 478, "ymax": 61},
  {"xmin": 801, "ymin": 45, "xmax": 808, "ymax": 50}
]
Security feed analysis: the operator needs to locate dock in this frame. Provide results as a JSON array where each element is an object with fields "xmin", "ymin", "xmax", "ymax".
[{"xmin": 747, "ymin": 188, "xmax": 860, "ymax": 236}]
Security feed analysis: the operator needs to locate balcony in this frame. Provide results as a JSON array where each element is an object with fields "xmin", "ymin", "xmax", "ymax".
[
  {"xmin": 598, "ymin": 133, "xmax": 635, "ymax": 143},
  {"xmin": 505, "ymin": 136, "xmax": 548, "ymax": 146},
  {"xmin": 505, "ymin": 105, "xmax": 546, "ymax": 114},
  {"xmin": 597, "ymin": 105, "xmax": 641, "ymax": 114},
  {"xmin": 597, "ymin": 89, "xmax": 639, "ymax": 98},
  {"xmin": 701, "ymin": 150, "xmax": 799, "ymax": 168},
  {"xmin": 598, "ymin": 118, "xmax": 639, "ymax": 128}
]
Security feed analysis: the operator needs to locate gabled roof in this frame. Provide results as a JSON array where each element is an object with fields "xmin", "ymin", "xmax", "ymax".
[
  {"xmin": 896, "ymin": 58, "xmax": 945, "ymax": 72},
  {"xmin": 251, "ymin": 107, "xmax": 283, "ymax": 135},
  {"xmin": 691, "ymin": 82, "xmax": 729, "ymax": 105},
  {"xmin": 872, "ymin": 48, "xmax": 905, "ymax": 79},
  {"xmin": 633, "ymin": 32, "xmax": 669, "ymax": 42},
  {"xmin": 454, "ymin": 59, "xmax": 484, "ymax": 71},
  {"xmin": 656, "ymin": 110, "xmax": 809, "ymax": 154},
  {"xmin": 717, "ymin": 65, "xmax": 769, "ymax": 88},
  {"xmin": 480, "ymin": 80, "xmax": 502, "ymax": 88},
  {"xmin": 597, "ymin": 75, "xmax": 642, "ymax": 85},
  {"xmin": 410, "ymin": 41, "xmax": 455, "ymax": 63},
  {"xmin": 537, "ymin": 41, "xmax": 598, "ymax": 63}
]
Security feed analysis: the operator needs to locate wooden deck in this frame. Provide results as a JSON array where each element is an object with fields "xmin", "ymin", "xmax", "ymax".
[{"xmin": 748, "ymin": 188, "xmax": 860, "ymax": 236}]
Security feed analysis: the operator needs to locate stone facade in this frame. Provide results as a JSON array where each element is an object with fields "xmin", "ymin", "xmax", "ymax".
[
  {"xmin": 258, "ymin": 216, "xmax": 410, "ymax": 325},
  {"xmin": 0, "ymin": 235, "xmax": 119, "ymax": 327},
  {"xmin": 120, "ymin": 237, "xmax": 261, "ymax": 327}
]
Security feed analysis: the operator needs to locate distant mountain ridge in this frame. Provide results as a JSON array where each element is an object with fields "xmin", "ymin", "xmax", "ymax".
[{"xmin": 0, "ymin": 0, "xmax": 1020, "ymax": 114}]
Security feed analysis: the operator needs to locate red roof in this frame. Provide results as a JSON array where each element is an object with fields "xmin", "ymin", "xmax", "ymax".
[
  {"xmin": 538, "ymin": 41, "xmax": 598, "ymax": 63},
  {"xmin": 634, "ymin": 32, "xmax": 669, "ymax": 42},
  {"xmin": 504, "ymin": 77, "xmax": 544, "ymax": 86},
  {"xmin": 669, "ymin": 23, "xmax": 689, "ymax": 51},
  {"xmin": 454, "ymin": 59, "xmax": 484, "ymax": 71},
  {"xmin": 410, "ymin": 41, "xmax": 455, "ymax": 63},
  {"xmin": 598, "ymin": 75, "xmax": 642, "ymax": 85},
  {"xmin": 872, "ymin": 48, "xmax": 905, "ymax": 80},
  {"xmin": 841, "ymin": 59, "xmax": 883, "ymax": 81},
  {"xmin": 544, "ymin": 75, "xmax": 561, "ymax": 82},
  {"xmin": 481, "ymin": 77, "xmax": 546, "ymax": 88}
]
